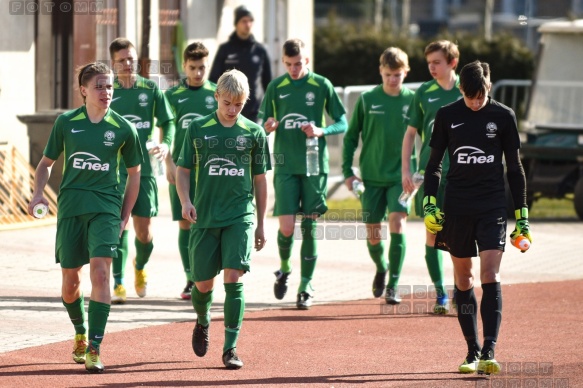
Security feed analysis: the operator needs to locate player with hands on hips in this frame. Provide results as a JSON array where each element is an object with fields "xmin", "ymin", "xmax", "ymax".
[{"xmin": 423, "ymin": 60, "xmax": 530, "ymax": 376}]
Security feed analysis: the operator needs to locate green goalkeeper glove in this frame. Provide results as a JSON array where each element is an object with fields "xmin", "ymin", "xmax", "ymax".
[
  {"xmin": 510, "ymin": 207, "xmax": 532, "ymax": 242},
  {"xmin": 423, "ymin": 196, "xmax": 444, "ymax": 234}
]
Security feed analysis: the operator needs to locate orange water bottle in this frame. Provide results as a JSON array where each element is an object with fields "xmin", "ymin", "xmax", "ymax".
[{"xmin": 511, "ymin": 235, "xmax": 530, "ymax": 252}]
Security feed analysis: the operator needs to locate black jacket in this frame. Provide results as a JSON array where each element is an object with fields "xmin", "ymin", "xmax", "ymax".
[{"xmin": 209, "ymin": 32, "xmax": 272, "ymax": 122}]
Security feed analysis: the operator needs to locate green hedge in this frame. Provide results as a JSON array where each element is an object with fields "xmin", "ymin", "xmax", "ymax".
[{"xmin": 314, "ymin": 22, "xmax": 535, "ymax": 86}]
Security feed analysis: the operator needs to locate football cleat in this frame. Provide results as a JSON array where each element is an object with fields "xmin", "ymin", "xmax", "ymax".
[
  {"xmin": 72, "ymin": 334, "xmax": 88, "ymax": 364},
  {"xmin": 192, "ymin": 322, "xmax": 209, "ymax": 357},
  {"xmin": 133, "ymin": 260, "xmax": 147, "ymax": 298},
  {"xmin": 273, "ymin": 270, "xmax": 291, "ymax": 300},
  {"xmin": 84, "ymin": 342, "xmax": 104, "ymax": 373},
  {"xmin": 372, "ymin": 271, "xmax": 387, "ymax": 298},
  {"xmin": 222, "ymin": 348, "xmax": 243, "ymax": 369},
  {"xmin": 111, "ymin": 284, "xmax": 127, "ymax": 304}
]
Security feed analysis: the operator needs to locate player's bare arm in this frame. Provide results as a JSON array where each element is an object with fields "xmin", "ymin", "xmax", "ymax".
[
  {"xmin": 121, "ymin": 165, "xmax": 141, "ymax": 234},
  {"xmin": 28, "ymin": 156, "xmax": 55, "ymax": 216},
  {"xmin": 401, "ymin": 125, "xmax": 417, "ymax": 192},
  {"xmin": 254, "ymin": 173, "xmax": 268, "ymax": 251}
]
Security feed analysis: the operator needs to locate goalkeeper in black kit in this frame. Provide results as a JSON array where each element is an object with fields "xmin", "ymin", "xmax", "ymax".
[{"xmin": 422, "ymin": 60, "xmax": 531, "ymax": 376}]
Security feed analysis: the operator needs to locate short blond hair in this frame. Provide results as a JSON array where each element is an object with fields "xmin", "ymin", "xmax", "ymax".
[{"xmin": 216, "ymin": 69, "xmax": 249, "ymax": 100}]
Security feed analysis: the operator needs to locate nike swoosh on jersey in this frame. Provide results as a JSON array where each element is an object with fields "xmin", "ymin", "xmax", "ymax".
[
  {"xmin": 178, "ymin": 98, "xmax": 189, "ymax": 103},
  {"xmin": 371, "ymin": 104, "xmax": 382, "ymax": 109},
  {"xmin": 227, "ymin": 54, "xmax": 237, "ymax": 59},
  {"xmin": 71, "ymin": 129, "xmax": 85, "ymax": 133},
  {"xmin": 451, "ymin": 123, "xmax": 464, "ymax": 128},
  {"xmin": 111, "ymin": 97, "xmax": 121, "ymax": 102},
  {"xmin": 279, "ymin": 94, "xmax": 290, "ymax": 99},
  {"xmin": 428, "ymin": 97, "xmax": 440, "ymax": 103},
  {"xmin": 204, "ymin": 135, "xmax": 217, "ymax": 140}
]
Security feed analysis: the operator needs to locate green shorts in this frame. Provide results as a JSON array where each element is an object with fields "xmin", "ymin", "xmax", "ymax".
[
  {"xmin": 189, "ymin": 222, "xmax": 253, "ymax": 282},
  {"xmin": 56, "ymin": 212, "xmax": 119, "ymax": 268},
  {"xmin": 414, "ymin": 180, "xmax": 447, "ymax": 217},
  {"xmin": 273, "ymin": 173, "xmax": 328, "ymax": 216},
  {"xmin": 119, "ymin": 174, "xmax": 159, "ymax": 218},
  {"xmin": 361, "ymin": 182, "xmax": 409, "ymax": 224},
  {"xmin": 169, "ymin": 169, "xmax": 197, "ymax": 221}
]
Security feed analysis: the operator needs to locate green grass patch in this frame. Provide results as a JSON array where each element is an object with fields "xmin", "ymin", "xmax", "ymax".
[{"xmin": 324, "ymin": 197, "xmax": 578, "ymax": 221}]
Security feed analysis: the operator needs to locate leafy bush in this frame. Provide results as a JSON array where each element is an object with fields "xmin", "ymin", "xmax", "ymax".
[{"xmin": 314, "ymin": 20, "xmax": 535, "ymax": 86}]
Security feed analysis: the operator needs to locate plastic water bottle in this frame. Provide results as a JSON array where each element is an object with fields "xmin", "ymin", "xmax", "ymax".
[
  {"xmin": 398, "ymin": 171, "xmax": 424, "ymax": 206},
  {"xmin": 352, "ymin": 180, "xmax": 365, "ymax": 199},
  {"xmin": 32, "ymin": 203, "xmax": 48, "ymax": 219},
  {"xmin": 145, "ymin": 139, "xmax": 165, "ymax": 177},
  {"xmin": 511, "ymin": 235, "xmax": 530, "ymax": 252},
  {"xmin": 306, "ymin": 137, "xmax": 319, "ymax": 176}
]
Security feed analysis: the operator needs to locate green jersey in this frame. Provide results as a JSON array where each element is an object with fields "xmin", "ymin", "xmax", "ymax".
[
  {"xmin": 343, "ymin": 85, "xmax": 415, "ymax": 186},
  {"xmin": 406, "ymin": 77, "xmax": 461, "ymax": 172},
  {"xmin": 43, "ymin": 106, "xmax": 142, "ymax": 219},
  {"xmin": 165, "ymin": 79, "xmax": 217, "ymax": 162},
  {"xmin": 177, "ymin": 113, "xmax": 271, "ymax": 228},
  {"xmin": 258, "ymin": 71, "xmax": 346, "ymax": 174},
  {"xmin": 110, "ymin": 75, "xmax": 175, "ymax": 177}
]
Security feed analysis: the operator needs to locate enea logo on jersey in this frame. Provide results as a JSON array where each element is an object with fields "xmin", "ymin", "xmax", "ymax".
[
  {"xmin": 138, "ymin": 93, "xmax": 148, "ymax": 107},
  {"xmin": 204, "ymin": 158, "xmax": 244, "ymax": 176},
  {"xmin": 103, "ymin": 130, "xmax": 115, "ymax": 146},
  {"xmin": 305, "ymin": 92, "xmax": 315, "ymax": 106},
  {"xmin": 280, "ymin": 113, "xmax": 315, "ymax": 130},
  {"xmin": 453, "ymin": 146, "xmax": 494, "ymax": 165},
  {"xmin": 124, "ymin": 115, "xmax": 150, "ymax": 130},
  {"xmin": 486, "ymin": 122, "xmax": 498, "ymax": 138},
  {"xmin": 180, "ymin": 113, "xmax": 203, "ymax": 129},
  {"xmin": 69, "ymin": 152, "xmax": 110, "ymax": 171}
]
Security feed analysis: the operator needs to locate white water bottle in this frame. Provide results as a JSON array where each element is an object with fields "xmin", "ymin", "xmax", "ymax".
[
  {"xmin": 352, "ymin": 180, "xmax": 364, "ymax": 199},
  {"xmin": 306, "ymin": 137, "xmax": 319, "ymax": 176},
  {"xmin": 398, "ymin": 171, "xmax": 424, "ymax": 206},
  {"xmin": 33, "ymin": 203, "xmax": 48, "ymax": 219},
  {"xmin": 145, "ymin": 139, "xmax": 165, "ymax": 177}
]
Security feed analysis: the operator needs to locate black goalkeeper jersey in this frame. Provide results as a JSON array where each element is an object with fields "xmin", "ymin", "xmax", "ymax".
[{"xmin": 427, "ymin": 97, "xmax": 521, "ymax": 215}]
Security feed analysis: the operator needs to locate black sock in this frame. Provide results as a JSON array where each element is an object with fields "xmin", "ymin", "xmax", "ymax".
[
  {"xmin": 481, "ymin": 282, "xmax": 502, "ymax": 355},
  {"xmin": 455, "ymin": 285, "xmax": 480, "ymax": 352}
]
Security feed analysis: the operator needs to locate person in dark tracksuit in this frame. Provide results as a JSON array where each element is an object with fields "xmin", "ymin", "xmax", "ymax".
[{"xmin": 209, "ymin": 5, "xmax": 272, "ymax": 123}]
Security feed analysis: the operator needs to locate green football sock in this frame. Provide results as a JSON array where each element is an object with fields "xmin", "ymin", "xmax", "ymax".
[
  {"xmin": 277, "ymin": 230, "xmax": 294, "ymax": 273},
  {"xmin": 87, "ymin": 300, "xmax": 110, "ymax": 346},
  {"xmin": 223, "ymin": 282, "xmax": 244, "ymax": 352},
  {"xmin": 63, "ymin": 295, "xmax": 87, "ymax": 335},
  {"xmin": 387, "ymin": 233, "xmax": 406, "ymax": 288},
  {"xmin": 113, "ymin": 230, "xmax": 129, "ymax": 286},
  {"xmin": 367, "ymin": 240, "xmax": 387, "ymax": 273},
  {"xmin": 178, "ymin": 228, "xmax": 191, "ymax": 281},
  {"xmin": 192, "ymin": 286, "xmax": 213, "ymax": 327},
  {"xmin": 134, "ymin": 238, "xmax": 154, "ymax": 270},
  {"xmin": 425, "ymin": 245, "xmax": 446, "ymax": 297},
  {"xmin": 299, "ymin": 218, "xmax": 317, "ymax": 293}
]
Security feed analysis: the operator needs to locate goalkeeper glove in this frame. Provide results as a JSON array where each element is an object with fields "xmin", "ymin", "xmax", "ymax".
[
  {"xmin": 423, "ymin": 196, "xmax": 444, "ymax": 234},
  {"xmin": 510, "ymin": 207, "xmax": 532, "ymax": 243}
]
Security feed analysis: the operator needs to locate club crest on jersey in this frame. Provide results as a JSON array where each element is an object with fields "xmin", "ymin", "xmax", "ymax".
[
  {"xmin": 280, "ymin": 113, "xmax": 316, "ymax": 130},
  {"xmin": 234, "ymin": 136, "xmax": 245, "ymax": 151},
  {"xmin": 305, "ymin": 92, "xmax": 315, "ymax": 106},
  {"xmin": 205, "ymin": 96, "xmax": 215, "ymax": 109},
  {"xmin": 103, "ymin": 130, "xmax": 115, "ymax": 146},
  {"xmin": 204, "ymin": 157, "xmax": 244, "ymax": 176},
  {"xmin": 252, "ymin": 55, "xmax": 260, "ymax": 64},
  {"xmin": 486, "ymin": 122, "xmax": 498, "ymax": 138},
  {"xmin": 69, "ymin": 152, "xmax": 110, "ymax": 171},
  {"xmin": 139, "ymin": 93, "xmax": 148, "ymax": 107}
]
